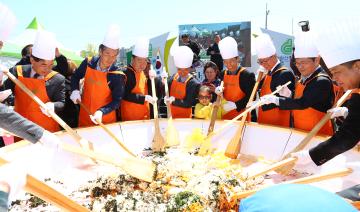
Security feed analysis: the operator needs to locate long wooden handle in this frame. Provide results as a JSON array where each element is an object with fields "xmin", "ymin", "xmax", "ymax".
[
  {"xmin": 163, "ymin": 76, "xmax": 172, "ymax": 118},
  {"xmin": 231, "ymin": 168, "xmax": 352, "ymax": 201},
  {"xmin": 78, "ymin": 102, "xmax": 136, "ymax": 157},
  {"xmin": 150, "ymin": 73, "xmax": 165, "ymax": 151},
  {"xmin": 282, "ymin": 89, "xmax": 353, "ymax": 159},
  {"xmin": 150, "ymin": 76, "xmax": 159, "ymax": 119},
  {"xmin": 248, "ymin": 157, "xmax": 297, "ymax": 179},
  {"xmin": 3, "ymin": 70, "xmax": 92, "ymax": 149},
  {"xmin": 225, "ymin": 72, "xmax": 264, "ymax": 158},
  {"xmin": 0, "ymin": 157, "xmax": 89, "ymax": 211},
  {"xmin": 207, "ymin": 81, "xmax": 224, "ymax": 135},
  {"xmin": 60, "ymin": 143, "xmax": 155, "ymax": 183},
  {"xmin": 207, "ymin": 81, "xmax": 291, "ymax": 139}
]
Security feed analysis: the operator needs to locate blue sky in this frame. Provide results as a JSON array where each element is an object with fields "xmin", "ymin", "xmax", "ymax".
[{"xmin": 1, "ymin": 0, "xmax": 359, "ymax": 52}]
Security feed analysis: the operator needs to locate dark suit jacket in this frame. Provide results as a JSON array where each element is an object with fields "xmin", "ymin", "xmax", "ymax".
[{"xmin": 309, "ymin": 91, "xmax": 360, "ymax": 165}]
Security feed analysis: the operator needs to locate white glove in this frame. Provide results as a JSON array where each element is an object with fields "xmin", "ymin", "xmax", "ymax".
[
  {"xmin": 328, "ymin": 107, "xmax": 349, "ymax": 119},
  {"xmin": 40, "ymin": 102, "xmax": 54, "ymax": 117},
  {"xmin": 0, "ymin": 64, "xmax": 6, "ymax": 72},
  {"xmin": 258, "ymin": 66, "xmax": 268, "ymax": 75},
  {"xmin": 70, "ymin": 90, "xmax": 81, "ymax": 104},
  {"xmin": 223, "ymin": 101, "xmax": 237, "ymax": 112},
  {"xmin": 0, "ymin": 162, "xmax": 27, "ymax": 204},
  {"xmin": 215, "ymin": 85, "xmax": 224, "ymax": 95},
  {"xmin": 277, "ymin": 85, "xmax": 292, "ymax": 98},
  {"xmin": 291, "ymin": 150, "xmax": 318, "ymax": 173},
  {"xmin": 260, "ymin": 94, "xmax": 279, "ymax": 106},
  {"xmin": 246, "ymin": 99, "xmax": 261, "ymax": 108},
  {"xmin": 0, "ymin": 89, "xmax": 12, "ymax": 102},
  {"xmin": 291, "ymin": 150, "xmax": 314, "ymax": 166},
  {"xmin": 39, "ymin": 130, "xmax": 60, "ymax": 149},
  {"xmin": 145, "ymin": 95, "xmax": 158, "ymax": 105},
  {"xmin": 160, "ymin": 70, "xmax": 168, "ymax": 79},
  {"xmin": 90, "ymin": 110, "xmax": 103, "ymax": 124},
  {"xmin": 0, "ymin": 69, "xmax": 3, "ymax": 85},
  {"xmin": 164, "ymin": 96, "xmax": 175, "ymax": 105}
]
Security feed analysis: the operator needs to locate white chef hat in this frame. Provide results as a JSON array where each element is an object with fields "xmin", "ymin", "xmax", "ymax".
[
  {"xmin": 132, "ymin": 37, "xmax": 149, "ymax": 58},
  {"xmin": 102, "ymin": 24, "xmax": 120, "ymax": 50},
  {"xmin": 32, "ymin": 30, "xmax": 56, "ymax": 60},
  {"xmin": 255, "ymin": 33, "xmax": 276, "ymax": 59},
  {"xmin": 172, "ymin": 46, "xmax": 193, "ymax": 68},
  {"xmin": 219, "ymin": 36, "xmax": 238, "ymax": 59},
  {"xmin": 316, "ymin": 20, "xmax": 360, "ymax": 68},
  {"xmin": 294, "ymin": 31, "xmax": 318, "ymax": 58}
]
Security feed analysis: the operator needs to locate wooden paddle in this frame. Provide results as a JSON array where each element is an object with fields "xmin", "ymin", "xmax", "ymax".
[
  {"xmin": 149, "ymin": 69, "xmax": 165, "ymax": 152},
  {"xmin": 196, "ymin": 81, "xmax": 291, "ymax": 156},
  {"xmin": 60, "ymin": 143, "xmax": 156, "ymax": 183},
  {"xmin": 0, "ymin": 157, "xmax": 89, "ymax": 211},
  {"xmin": 247, "ymin": 157, "xmax": 297, "ymax": 179},
  {"xmin": 281, "ymin": 89, "xmax": 353, "ymax": 160},
  {"xmin": 3, "ymin": 69, "xmax": 95, "ymax": 152},
  {"xmin": 230, "ymin": 167, "xmax": 352, "ymax": 203},
  {"xmin": 206, "ymin": 81, "xmax": 292, "ymax": 140},
  {"xmin": 162, "ymin": 72, "xmax": 180, "ymax": 147},
  {"xmin": 207, "ymin": 81, "xmax": 224, "ymax": 135},
  {"xmin": 78, "ymin": 102, "xmax": 136, "ymax": 157},
  {"xmin": 225, "ymin": 71, "xmax": 264, "ymax": 159}
]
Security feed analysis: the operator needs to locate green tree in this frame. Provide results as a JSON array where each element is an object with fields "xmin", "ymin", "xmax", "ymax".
[{"xmin": 80, "ymin": 43, "xmax": 97, "ymax": 58}]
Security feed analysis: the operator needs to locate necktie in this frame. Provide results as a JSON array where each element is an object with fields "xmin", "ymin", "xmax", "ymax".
[{"xmin": 33, "ymin": 73, "xmax": 40, "ymax": 79}]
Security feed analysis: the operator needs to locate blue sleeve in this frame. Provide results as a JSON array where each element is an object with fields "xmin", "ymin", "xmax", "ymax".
[
  {"xmin": 0, "ymin": 191, "xmax": 9, "ymax": 212},
  {"xmin": 98, "ymin": 74, "xmax": 125, "ymax": 115},
  {"xmin": 70, "ymin": 59, "xmax": 88, "ymax": 91}
]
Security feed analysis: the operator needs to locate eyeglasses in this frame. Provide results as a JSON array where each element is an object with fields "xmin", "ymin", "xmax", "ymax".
[
  {"xmin": 257, "ymin": 56, "xmax": 273, "ymax": 65},
  {"xmin": 198, "ymin": 95, "xmax": 211, "ymax": 100}
]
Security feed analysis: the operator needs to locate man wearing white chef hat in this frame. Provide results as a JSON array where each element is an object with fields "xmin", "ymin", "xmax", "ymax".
[
  {"xmin": 3, "ymin": 30, "xmax": 65, "ymax": 134},
  {"xmin": 290, "ymin": 21, "xmax": 360, "ymax": 202},
  {"xmin": 253, "ymin": 33, "xmax": 295, "ymax": 127},
  {"xmin": 70, "ymin": 24, "xmax": 126, "ymax": 127},
  {"xmin": 121, "ymin": 37, "xmax": 160, "ymax": 121},
  {"xmin": 164, "ymin": 46, "xmax": 200, "ymax": 118},
  {"xmin": 214, "ymin": 36, "xmax": 255, "ymax": 120},
  {"xmin": 260, "ymin": 31, "xmax": 335, "ymax": 136}
]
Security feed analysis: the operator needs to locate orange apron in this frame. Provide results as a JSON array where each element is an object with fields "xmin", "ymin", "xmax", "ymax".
[
  {"xmin": 79, "ymin": 65, "xmax": 120, "ymax": 127},
  {"xmin": 14, "ymin": 66, "xmax": 60, "ymax": 133},
  {"xmin": 293, "ymin": 74, "xmax": 334, "ymax": 136},
  {"xmin": 121, "ymin": 67, "xmax": 150, "ymax": 121},
  {"xmin": 170, "ymin": 73, "xmax": 193, "ymax": 118},
  {"xmin": 258, "ymin": 67, "xmax": 291, "ymax": 127},
  {"xmin": 333, "ymin": 82, "xmax": 344, "ymax": 104},
  {"xmin": 222, "ymin": 68, "xmax": 249, "ymax": 120}
]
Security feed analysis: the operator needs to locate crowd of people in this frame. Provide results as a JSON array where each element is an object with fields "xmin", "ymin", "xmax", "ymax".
[{"xmin": 0, "ymin": 20, "xmax": 359, "ymax": 210}]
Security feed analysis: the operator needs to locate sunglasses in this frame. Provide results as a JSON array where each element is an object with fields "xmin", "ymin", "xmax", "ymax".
[{"xmin": 199, "ymin": 95, "xmax": 211, "ymax": 100}]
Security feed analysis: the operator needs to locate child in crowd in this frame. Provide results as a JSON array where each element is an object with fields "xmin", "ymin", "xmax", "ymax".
[{"xmin": 194, "ymin": 85, "xmax": 225, "ymax": 119}]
